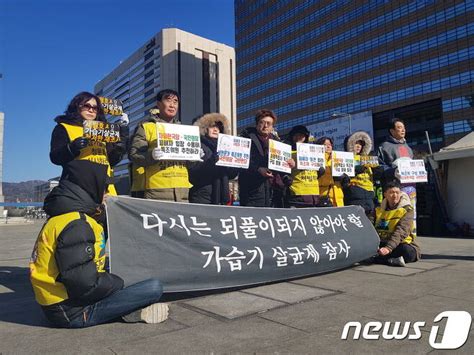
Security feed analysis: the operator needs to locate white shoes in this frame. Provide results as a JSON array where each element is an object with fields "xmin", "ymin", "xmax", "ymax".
[
  {"xmin": 122, "ymin": 303, "xmax": 169, "ymax": 324},
  {"xmin": 387, "ymin": 256, "xmax": 406, "ymax": 267}
]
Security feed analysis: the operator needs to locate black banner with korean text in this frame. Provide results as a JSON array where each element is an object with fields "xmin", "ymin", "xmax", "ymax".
[{"xmin": 106, "ymin": 196, "xmax": 380, "ymax": 292}]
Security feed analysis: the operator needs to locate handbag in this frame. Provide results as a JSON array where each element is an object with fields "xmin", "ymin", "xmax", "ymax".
[{"xmin": 316, "ymin": 184, "xmax": 333, "ymax": 207}]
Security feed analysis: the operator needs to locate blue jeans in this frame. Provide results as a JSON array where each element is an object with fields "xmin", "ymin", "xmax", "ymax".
[{"xmin": 50, "ymin": 278, "xmax": 164, "ymax": 328}]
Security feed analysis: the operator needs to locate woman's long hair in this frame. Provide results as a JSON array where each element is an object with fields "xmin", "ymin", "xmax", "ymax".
[{"xmin": 64, "ymin": 91, "xmax": 106, "ymax": 122}]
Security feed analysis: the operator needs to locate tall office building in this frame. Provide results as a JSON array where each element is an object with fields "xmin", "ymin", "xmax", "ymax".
[
  {"xmin": 235, "ymin": 1, "xmax": 474, "ymax": 151},
  {"xmin": 94, "ymin": 28, "xmax": 236, "ymax": 191}
]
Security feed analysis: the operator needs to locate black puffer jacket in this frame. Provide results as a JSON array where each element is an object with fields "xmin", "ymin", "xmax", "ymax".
[
  {"xmin": 40, "ymin": 169, "xmax": 123, "ymax": 322},
  {"xmin": 189, "ymin": 113, "xmax": 237, "ymax": 204},
  {"xmin": 238, "ymin": 127, "xmax": 280, "ymax": 207}
]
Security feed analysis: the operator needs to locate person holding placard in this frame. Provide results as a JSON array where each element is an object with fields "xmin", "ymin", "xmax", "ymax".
[
  {"xmin": 373, "ymin": 180, "xmax": 421, "ymax": 266},
  {"xmin": 343, "ymin": 131, "xmax": 376, "ymax": 217},
  {"xmin": 189, "ymin": 113, "xmax": 237, "ymax": 205},
  {"xmin": 285, "ymin": 125, "xmax": 326, "ymax": 208},
  {"xmin": 49, "ymin": 91, "xmax": 129, "ymax": 207},
  {"xmin": 239, "ymin": 109, "xmax": 291, "ymax": 207},
  {"xmin": 376, "ymin": 118, "xmax": 417, "ymax": 235},
  {"xmin": 315, "ymin": 137, "xmax": 349, "ymax": 207},
  {"xmin": 129, "ymin": 89, "xmax": 192, "ymax": 202}
]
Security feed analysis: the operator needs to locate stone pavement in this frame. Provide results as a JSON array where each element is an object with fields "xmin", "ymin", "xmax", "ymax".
[{"xmin": 0, "ymin": 222, "xmax": 472, "ymax": 354}]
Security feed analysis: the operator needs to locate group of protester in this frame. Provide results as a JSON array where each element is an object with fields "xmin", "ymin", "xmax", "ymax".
[{"xmin": 29, "ymin": 89, "xmax": 421, "ymax": 329}]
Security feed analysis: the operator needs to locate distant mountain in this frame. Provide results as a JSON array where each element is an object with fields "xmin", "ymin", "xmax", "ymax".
[{"xmin": 2, "ymin": 180, "xmax": 46, "ymax": 202}]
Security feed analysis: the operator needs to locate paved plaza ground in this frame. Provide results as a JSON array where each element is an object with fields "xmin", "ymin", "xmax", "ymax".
[{"xmin": 0, "ymin": 221, "xmax": 472, "ymax": 354}]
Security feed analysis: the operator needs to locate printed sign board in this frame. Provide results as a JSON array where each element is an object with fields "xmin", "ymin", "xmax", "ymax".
[
  {"xmin": 216, "ymin": 134, "xmax": 251, "ymax": 169},
  {"xmin": 156, "ymin": 123, "xmax": 201, "ymax": 161}
]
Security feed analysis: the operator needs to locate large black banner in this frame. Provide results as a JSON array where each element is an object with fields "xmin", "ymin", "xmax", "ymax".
[{"xmin": 106, "ymin": 196, "xmax": 380, "ymax": 292}]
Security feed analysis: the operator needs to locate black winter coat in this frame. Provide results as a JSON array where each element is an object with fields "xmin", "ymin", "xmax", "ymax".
[
  {"xmin": 238, "ymin": 127, "xmax": 279, "ymax": 207},
  {"xmin": 50, "ymin": 115, "xmax": 128, "ymax": 182},
  {"xmin": 189, "ymin": 136, "xmax": 237, "ymax": 204}
]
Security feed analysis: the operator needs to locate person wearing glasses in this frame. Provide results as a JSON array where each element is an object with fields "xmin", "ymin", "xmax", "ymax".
[
  {"xmin": 238, "ymin": 109, "xmax": 294, "ymax": 207},
  {"xmin": 49, "ymin": 91, "xmax": 129, "ymax": 202}
]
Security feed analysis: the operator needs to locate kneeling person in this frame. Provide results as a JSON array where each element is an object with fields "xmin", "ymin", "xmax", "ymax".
[
  {"xmin": 374, "ymin": 180, "xmax": 421, "ymax": 266},
  {"xmin": 30, "ymin": 163, "xmax": 168, "ymax": 328}
]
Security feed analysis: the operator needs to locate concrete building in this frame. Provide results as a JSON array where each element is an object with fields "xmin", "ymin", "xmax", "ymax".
[
  {"xmin": 235, "ymin": 1, "xmax": 474, "ymax": 152},
  {"xmin": 94, "ymin": 28, "xmax": 236, "ymax": 193}
]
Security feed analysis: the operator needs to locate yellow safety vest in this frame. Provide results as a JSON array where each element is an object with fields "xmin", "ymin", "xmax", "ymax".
[
  {"xmin": 143, "ymin": 122, "xmax": 191, "ymax": 190},
  {"xmin": 318, "ymin": 153, "xmax": 344, "ymax": 207},
  {"xmin": 289, "ymin": 151, "xmax": 320, "ymax": 196},
  {"xmin": 130, "ymin": 165, "xmax": 146, "ymax": 193},
  {"xmin": 351, "ymin": 155, "xmax": 374, "ymax": 191},
  {"xmin": 375, "ymin": 206, "xmax": 415, "ymax": 244},
  {"xmin": 29, "ymin": 212, "xmax": 106, "ymax": 306},
  {"xmin": 61, "ymin": 123, "xmax": 117, "ymax": 195}
]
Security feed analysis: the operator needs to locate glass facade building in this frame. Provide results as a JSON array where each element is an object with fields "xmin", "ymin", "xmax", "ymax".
[{"xmin": 235, "ymin": 0, "xmax": 474, "ymax": 150}]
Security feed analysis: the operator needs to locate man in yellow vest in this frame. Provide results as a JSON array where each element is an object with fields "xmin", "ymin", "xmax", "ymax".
[
  {"xmin": 373, "ymin": 180, "xmax": 421, "ymax": 266},
  {"xmin": 30, "ymin": 165, "xmax": 168, "ymax": 327},
  {"xmin": 129, "ymin": 89, "xmax": 191, "ymax": 201}
]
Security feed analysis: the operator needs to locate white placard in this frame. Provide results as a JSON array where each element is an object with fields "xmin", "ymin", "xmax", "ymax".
[
  {"xmin": 332, "ymin": 151, "xmax": 355, "ymax": 177},
  {"xmin": 215, "ymin": 134, "xmax": 251, "ymax": 169},
  {"xmin": 296, "ymin": 143, "xmax": 325, "ymax": 170},
  {"xmin": 398, "ymin": 159, "xmax": 428, "ymax": 183},
  {"xmin": 268, "ymin": 139, "xmax": 292, "ymax": 174},
  {"xmin": 156, "ymin": 123, "xmax": 201, "ymax": 161}
]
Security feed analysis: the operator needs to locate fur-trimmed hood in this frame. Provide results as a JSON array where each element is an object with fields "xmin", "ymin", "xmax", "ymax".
[
  {"xmin": 345, "ymin": 131, "xmax": 373, "ymax": 155},
  {"xmin": 194, "ymin": 113, "xmax": 231, "ymax": 136}
]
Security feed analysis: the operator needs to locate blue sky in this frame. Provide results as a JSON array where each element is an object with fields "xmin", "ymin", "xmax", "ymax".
[{"xmin": 0, "ymin": 0, "xmax": 235, "ymax": 182}]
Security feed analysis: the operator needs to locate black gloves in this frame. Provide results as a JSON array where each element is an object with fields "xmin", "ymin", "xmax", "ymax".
[
  {"xmin": 282, "ymin": 174, "xmax": 293, "ymax": 187},
  {"xmin": 317, "ymin": 166, "xmax": 326, "ymax": 178},
  {"xmin": 354, "ymin": 165, "xmax": 366, "ymax": 175},
  {"xmin": 68, "ymin": 137, "xmax": 89, "ymax": 156},
  {"xmin": 334, "ymin": 173, "xmax": 351, "ymax": 188}
]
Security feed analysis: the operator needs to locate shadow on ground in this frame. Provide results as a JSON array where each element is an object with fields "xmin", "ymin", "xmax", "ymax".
[
  {"xmin": 0, "ymin": 266, "xmax": 49, "ymax": 327},
  {"xmin": 422, "ymin": 254, "xmax": 474, "ymax": 261}
]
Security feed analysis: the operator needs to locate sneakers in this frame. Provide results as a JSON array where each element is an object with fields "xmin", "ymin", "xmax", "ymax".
[
  {"xmin": 386, "ymin": 256, "xmax": 406, "ymax": 267},
  {"xmin": 122, "ymin": 303, "xmax": 169, "ymax": 324}
]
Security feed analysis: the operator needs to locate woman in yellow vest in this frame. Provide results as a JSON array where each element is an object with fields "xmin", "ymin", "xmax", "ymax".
[
  {"xmin": 315, "ymin": 137, "xmax": 348, "ymax": 207},
  {"xmin": 285, "ymin": 125, "xmax": 326, "ymax": 207},
  {"xmin": 50, "ymin": 92, "xmax": 129, "ymax": 200},
  {"xmin": 343, "ymin": 131, "xmax": 376, "ymax": 217},
  {"xmin": 373, "ymin": 180, "xmax": 421, "ymax": 266}
]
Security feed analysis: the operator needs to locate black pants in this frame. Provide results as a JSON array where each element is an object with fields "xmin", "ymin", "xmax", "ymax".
[{"xmin": 375, "ymin": 243, "xmax": 418, "ymax": 263}]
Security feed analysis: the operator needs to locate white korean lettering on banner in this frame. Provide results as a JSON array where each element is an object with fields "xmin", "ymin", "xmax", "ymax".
[
  {"xmin": 296, "ymin": 143, "xmax": 326, "ymax": 170},
  {"xmin": 332, "ymin": 151, "xmax": 355, "ymax": 177},
  {"xmin": 398, "ymin": 159, "xmax": 428, "ymax": 183},
  {"xmin": 216, "ymin": 134, "xmax": 251, "ymax": 169},
  {"xmin": 156, "ymin": 123, "xmax": 201, "ymax": 161},
  {"xmin": 268, "ymin": 139, "xmax": 292, "ymax": 173}
]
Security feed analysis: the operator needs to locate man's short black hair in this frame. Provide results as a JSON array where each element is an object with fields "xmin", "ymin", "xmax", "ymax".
[
  {"xmin": 383, "ymin": 179, "xmax": 402, "ymax": 192},
  {"xmin": 156, "ymin": 89, "xmax": 180, "ymax": 102},
  {"xmin": 389, "ymin": 118, "xmax": 405, "ymax": 130}
]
